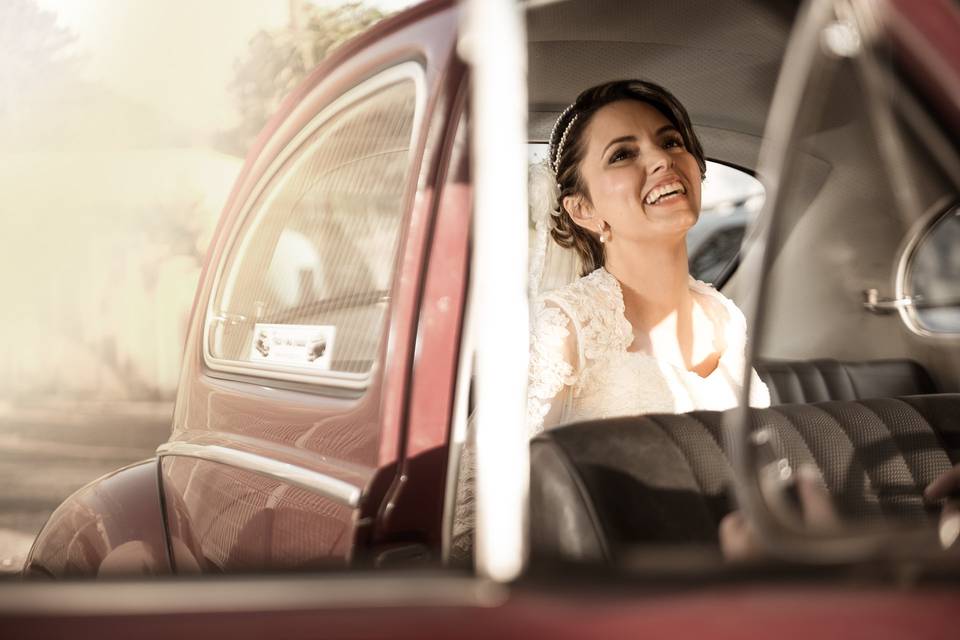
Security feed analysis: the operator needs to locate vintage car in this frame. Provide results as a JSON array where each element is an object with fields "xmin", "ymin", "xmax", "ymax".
[{"xmin": 5, "ymin": 0, "xmax": 960, "ymax": 634}]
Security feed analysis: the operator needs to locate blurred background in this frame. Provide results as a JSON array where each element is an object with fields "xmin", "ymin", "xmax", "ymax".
[{"xmin": 0, "ymin": 0, "xmax": 416, "ymax": 572}]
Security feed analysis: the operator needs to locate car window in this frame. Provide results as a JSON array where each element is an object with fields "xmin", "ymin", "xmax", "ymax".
[
  {"xmin": 527, "ymin": 145, "xmax": 764, "ymax": 285},
  {"xmin": 207, "ymin": 68, "xmax": 421, "ymax": 384},
  {"xmin": 902, "ymin": 203, "xmax": 960, "ymax": 334}
]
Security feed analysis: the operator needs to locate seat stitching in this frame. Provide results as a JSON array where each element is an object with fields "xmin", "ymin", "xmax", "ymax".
[
  {"xmin": 689, "ymin": 412, "xmax": 734, "ymax": 483},
  {"xmin": 859, "ymin": 398, "xmax": 926, "ymax": 496},
  {"xmin": 765, "ymin": 405, "xmax": 824, "ymax": 472},
  {"xmin": 815, "ymin": 361, "xmax": 828, "ymax": 402},
  {"xmin": 533, "ymin": 436, "xmax": 613, "ymax": 562},
  {"xmin": 790, "ymin": 367, "xmax": 804, "ymax": 403},
  {"xmin": 812, "ymin": 401, "xmax": 891, "ymax": 517},
  {"xmin": 841, "ymin": 362, "xmax": 859, "ymax": 399},
  {"xmin": 646, "ymin": 414, "xmax": 712, "ymax": 502},
  {"xmin": 768, "ymin": 403, "xmax": 879, "ymax": 517},
  {"xmin": 898, "ymin": 395, "xmax": 958, "ymax": 465}
]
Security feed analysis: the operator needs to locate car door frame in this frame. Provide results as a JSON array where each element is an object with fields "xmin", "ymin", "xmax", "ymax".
[{"xmin": 157, "ymin": 1, "xmax": 463, "ymax": 571}]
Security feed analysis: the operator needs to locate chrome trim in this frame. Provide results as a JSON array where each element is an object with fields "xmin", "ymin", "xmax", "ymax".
[
  {"xmin": 157, "ymin": 442, "xmax": 361, "ymax": 508},
  {"xmin": 862, "ymin": 288, "xmax": 915, "ymax": 314},
  {"xmin": 0, "ymin": 575, "xmax": 507, "ymax": 616},
  {"xmin": 442, "ymin": 289, "xmax": 475, "ymax": 563},
  {"xmin": 894, "ymin": 196, "xmax": 960, "ymax": 338},
  {"xmin": 202, "ymin": 62, "xmax": 427, "ymax": 391}
]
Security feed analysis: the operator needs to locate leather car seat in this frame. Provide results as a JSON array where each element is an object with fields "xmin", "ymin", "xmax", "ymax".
[
  {"xmin": 755, "ymin": 359, "xmax": 937, "ymax": 404},
  {"xmin": 529, "ymin": 394, "xmax": 960, "ymax": 563}
]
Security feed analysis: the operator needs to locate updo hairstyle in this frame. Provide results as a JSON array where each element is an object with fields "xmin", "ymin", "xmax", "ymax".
[{"xmin": 548, "ymin": 80, "xmax": 707, "ymax": 275}]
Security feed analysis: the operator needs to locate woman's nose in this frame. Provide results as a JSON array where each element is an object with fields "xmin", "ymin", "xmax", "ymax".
[{"xmin": 645, "ymin": 146, "xmax": 673, "ymax": 174}]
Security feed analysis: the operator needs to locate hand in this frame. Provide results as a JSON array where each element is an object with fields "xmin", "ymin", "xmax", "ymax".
[
  {"xmin": 924, "ymin": 463, "xmax": 960, "ymax": 549},
  {"xmin": 720, "ymin": 464, "xmax": 838, "ymax": 562},
  {"xmin": 924, "ymin": 463, "xmax": 960, "ymax": 502}
]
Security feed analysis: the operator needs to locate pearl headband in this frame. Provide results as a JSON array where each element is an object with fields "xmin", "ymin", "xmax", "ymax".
[{"xmin": 548, "ymin": 103, "xmax": 579, "ymax": 176}]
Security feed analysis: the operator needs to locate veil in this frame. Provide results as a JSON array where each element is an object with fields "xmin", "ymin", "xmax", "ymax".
[
  {"xmin": 449, "ymin": 159, "xmax": 582, "ymax": 559},
  {"xmin": 528, "ymin": 159, "xmax": 581, "ymax": 300}
]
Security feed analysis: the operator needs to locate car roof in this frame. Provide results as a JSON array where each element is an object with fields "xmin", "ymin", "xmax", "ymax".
[{"xmin": 526, "ymin": 0, "xmax": 799, "ymax": 159}]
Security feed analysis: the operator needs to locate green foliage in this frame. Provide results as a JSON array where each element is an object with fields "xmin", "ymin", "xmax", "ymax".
[{"xmin": 218, "ymin": 2, "xmax": 387, "ymax": 156}]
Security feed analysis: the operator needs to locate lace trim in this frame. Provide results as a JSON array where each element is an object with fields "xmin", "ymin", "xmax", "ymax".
[
  {"xmin": 527, "ymin": 267, "xmax": 771, "ymax": 435},
  {"xmin": 527, "ymin": 301, "xmax": 576, "ymax": 435},
  {"xmin": 544, "ymin": 269, "xmax": 632, "ymax": 396}
]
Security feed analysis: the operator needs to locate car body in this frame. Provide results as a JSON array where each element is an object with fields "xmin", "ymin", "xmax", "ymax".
[{"xmin": 9, "ymin": 0, "xmax": 960, "ymax": 635}]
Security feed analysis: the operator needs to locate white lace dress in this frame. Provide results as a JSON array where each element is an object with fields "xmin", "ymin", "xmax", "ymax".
[
  {"xmin": 452, "ymin": 267, "xmax": 770, "ymax": 558},
  {"xmin": 527, "ymin": 267, "xmax": 771, "ymax": 435}
]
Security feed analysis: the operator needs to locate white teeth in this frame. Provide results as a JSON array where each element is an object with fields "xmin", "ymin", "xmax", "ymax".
[{"xmin": 644, "ymin": 181, "xmax": 686, "ymax": 205}]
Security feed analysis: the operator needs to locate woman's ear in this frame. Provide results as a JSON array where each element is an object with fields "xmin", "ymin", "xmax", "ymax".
[{"xmin": 563, "ymin": 194, "xmax": 595, "ymax": 231}]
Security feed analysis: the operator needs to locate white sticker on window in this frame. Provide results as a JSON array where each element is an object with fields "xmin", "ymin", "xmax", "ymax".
[{"xmin": 249, "ymin": 324, "xmax": 336, "ymax": 370}]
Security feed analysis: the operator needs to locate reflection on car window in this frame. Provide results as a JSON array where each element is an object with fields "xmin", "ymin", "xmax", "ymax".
[
  {"xmin": 527, "ymin": 145, "xmax": 763, "ymax": 285},
  {"xmin": 906, "ymin": 204, "xmax": 960, "ymax": 333},
  {"xmin": 209, "ymin": 76, "xmax": 418, "ymax": 377},
  {"xmin": 690, "ymin": 162, "xmax": 764, "ymax": 284}
]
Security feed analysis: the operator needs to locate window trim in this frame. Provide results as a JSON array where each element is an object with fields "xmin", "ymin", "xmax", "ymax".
[
  {"xmin": 896, "ymin": 194, "xmax": 960, "ymax": 338},
  {"xmin": 203, "ymin": 61, "xmax": 427, "ymax": 390}
]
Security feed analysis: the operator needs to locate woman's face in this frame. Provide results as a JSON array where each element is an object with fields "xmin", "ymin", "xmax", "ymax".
[{"xmin": 569, "ymin": 99, "xmax": 702, "ymax": 243}]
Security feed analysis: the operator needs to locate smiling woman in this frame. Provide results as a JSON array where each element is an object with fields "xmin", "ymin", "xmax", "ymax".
[{"xmin": 526, "ymin": 79, "xmax": 771, "ymax": 437}]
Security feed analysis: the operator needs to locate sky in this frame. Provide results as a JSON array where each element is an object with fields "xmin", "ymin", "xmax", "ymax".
[
  {"xmin": 33, "ymin": 0, "xmax": 422, "ymax": 132},
  {"xmin": 0, "ymin": 1, "xmax": 424, "ymax": 400}
]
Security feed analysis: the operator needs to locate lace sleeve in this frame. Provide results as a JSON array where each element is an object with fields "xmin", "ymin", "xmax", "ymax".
[
  {"xmin": 450, "ymin": 299, "xmax": 580, "ymax": 561},
  {"xmin": 527, "ymin": 299, "xmax": 580, "ymax": 436}
]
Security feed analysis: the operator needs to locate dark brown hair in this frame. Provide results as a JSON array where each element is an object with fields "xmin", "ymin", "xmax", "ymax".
[{"xmin": 548, "ymin": 80, "xmax": 706, "ymax": 275}]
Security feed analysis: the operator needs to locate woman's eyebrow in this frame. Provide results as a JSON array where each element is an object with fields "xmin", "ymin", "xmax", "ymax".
[
  {"xmin": 601, "ymin": 135, "xmax": 636, "ymax": 156},
  {"xmin": 601, "ymin": 126, "xmax": 680, "ymax": 156}
]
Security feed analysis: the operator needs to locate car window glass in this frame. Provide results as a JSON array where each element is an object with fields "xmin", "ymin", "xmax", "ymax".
[
  {"xmin": 527, "ymin": 145, "xmax": 764, "ymax": 285},
  {"xmin": 208, "ymin": 76, "xmax": 418, "ymax": 379},
  {"xmin": 905, "ymin": 204, "xmax": 960, "ymax": 333}
]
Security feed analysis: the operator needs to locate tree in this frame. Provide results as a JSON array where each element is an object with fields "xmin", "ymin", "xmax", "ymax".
[
  {"xmin": 0, "ymin": 0, "xmax": 77, "ymax": 121},
  {"xmin": 218, "ymin": 2, "xmax": 387, "ymax": 156}
]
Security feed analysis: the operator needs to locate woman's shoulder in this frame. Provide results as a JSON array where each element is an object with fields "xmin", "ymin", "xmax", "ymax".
[
  {"xmin": 534, "ymin": 268, "xmax": 632, "ymax": 356},
  {"xmin": 688, "ymin": 276, "xmax": 749, "ymax": 349},
  {"xmin": 536, "ymin": 268, "xmax": 621, "ymax": 318},
  {"xmin": 689, "ymin": 277, "xmax": 746, "ymax": 318}
]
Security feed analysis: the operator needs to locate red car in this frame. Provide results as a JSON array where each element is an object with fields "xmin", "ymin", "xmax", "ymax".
[{"xmin": 6, "ymin": 0, "xmax": 960, "ymax": 636}]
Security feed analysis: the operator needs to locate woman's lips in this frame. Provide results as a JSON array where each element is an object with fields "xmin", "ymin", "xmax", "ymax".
[
  {"xmin": 643, "ymin": 179, "xmax": 687, "ymax": 205},
  {"xmin": 644, "ymin": 189, "xmax": 687, "ymax": 206}
]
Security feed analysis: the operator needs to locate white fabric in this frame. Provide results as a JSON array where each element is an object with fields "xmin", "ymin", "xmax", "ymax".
[
  {"xmin": 527, "ymin": 160, "xmax": 581, "ymax": 299},
  {"xmin": 452, "ymin": 266, "xmax": 770, "ymax": 559},
  {"xmin": 528, "ymin": 267, "xmax": 771, "ymax": 436}
]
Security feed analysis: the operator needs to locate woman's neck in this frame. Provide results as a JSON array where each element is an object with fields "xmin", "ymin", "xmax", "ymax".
[
  {"xmin": 604, "ymin": 237, "xmax": 692, "ymax": 333},
  {"xmin": 604, "ymin": 236, "xmax": 720, "ymax": 374}
]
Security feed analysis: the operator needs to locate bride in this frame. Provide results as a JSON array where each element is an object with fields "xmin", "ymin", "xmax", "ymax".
[
  {"xmin": 455, "ymin": 79, "xmax": 776, "ymax": 560},
  {"xmin": 522, "ymin": 80, "xmax": 960, "ymax": 559},
  {"xmin": 527, "ymin": 79, "xmax": 770, "ymax": 435}
]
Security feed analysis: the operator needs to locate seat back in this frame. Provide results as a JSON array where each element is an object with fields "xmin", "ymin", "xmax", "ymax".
[
  {"xmin": 529, "ymin": 394, "xmax": 960, "ymax": 563},
  {"xmin": 755, "ymin": 358, "xmax": 937, "ymax": 404}
]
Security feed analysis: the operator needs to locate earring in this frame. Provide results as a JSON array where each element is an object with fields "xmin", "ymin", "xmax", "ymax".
[{"xmin": 598, "ymin": 222, "xmax": 610, "ymax": 244}]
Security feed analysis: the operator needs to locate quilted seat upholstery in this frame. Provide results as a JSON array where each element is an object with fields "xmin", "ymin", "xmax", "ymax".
[
  {"xmin": 529, "ymin": 394, "xmax": 960, "ymax": 563},
  {"xmin": 755, "ymin": 359, "xmax": 937, "ymax": 404}
]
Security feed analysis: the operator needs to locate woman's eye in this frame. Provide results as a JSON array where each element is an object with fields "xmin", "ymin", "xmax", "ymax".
[
  {"xmin": 663, "ymin": 137, "xmax": 684, "ymax": 149},
  {"xmin": 610, "ymin": 148, "xmax": 636, "ymax": 163}
]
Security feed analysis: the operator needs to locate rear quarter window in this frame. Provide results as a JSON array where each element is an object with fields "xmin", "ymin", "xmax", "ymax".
[{"xmin": 206, "ymin": 65, "xmax": 423, "ymax": 388}]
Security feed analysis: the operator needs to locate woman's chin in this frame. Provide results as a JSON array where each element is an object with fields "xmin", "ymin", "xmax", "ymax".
[{"xmin": 642, "ymin": 202, "xmax": 699, "ymax": 230}]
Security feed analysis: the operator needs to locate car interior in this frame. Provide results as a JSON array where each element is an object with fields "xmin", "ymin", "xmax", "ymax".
[{"xmin": 482, "ymin": 0, "xmax": 960, "ymax": 565}]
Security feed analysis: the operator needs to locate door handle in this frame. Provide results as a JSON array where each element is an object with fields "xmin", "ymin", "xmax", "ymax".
[{"xmin": 862, "ymin": 288, "xmax": 914, "ymax": 314}]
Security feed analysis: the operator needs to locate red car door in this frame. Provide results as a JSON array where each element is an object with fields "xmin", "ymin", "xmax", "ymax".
[{"xmin": 156, "ymin": 2, "xmax": 463, "ymax": 573}]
